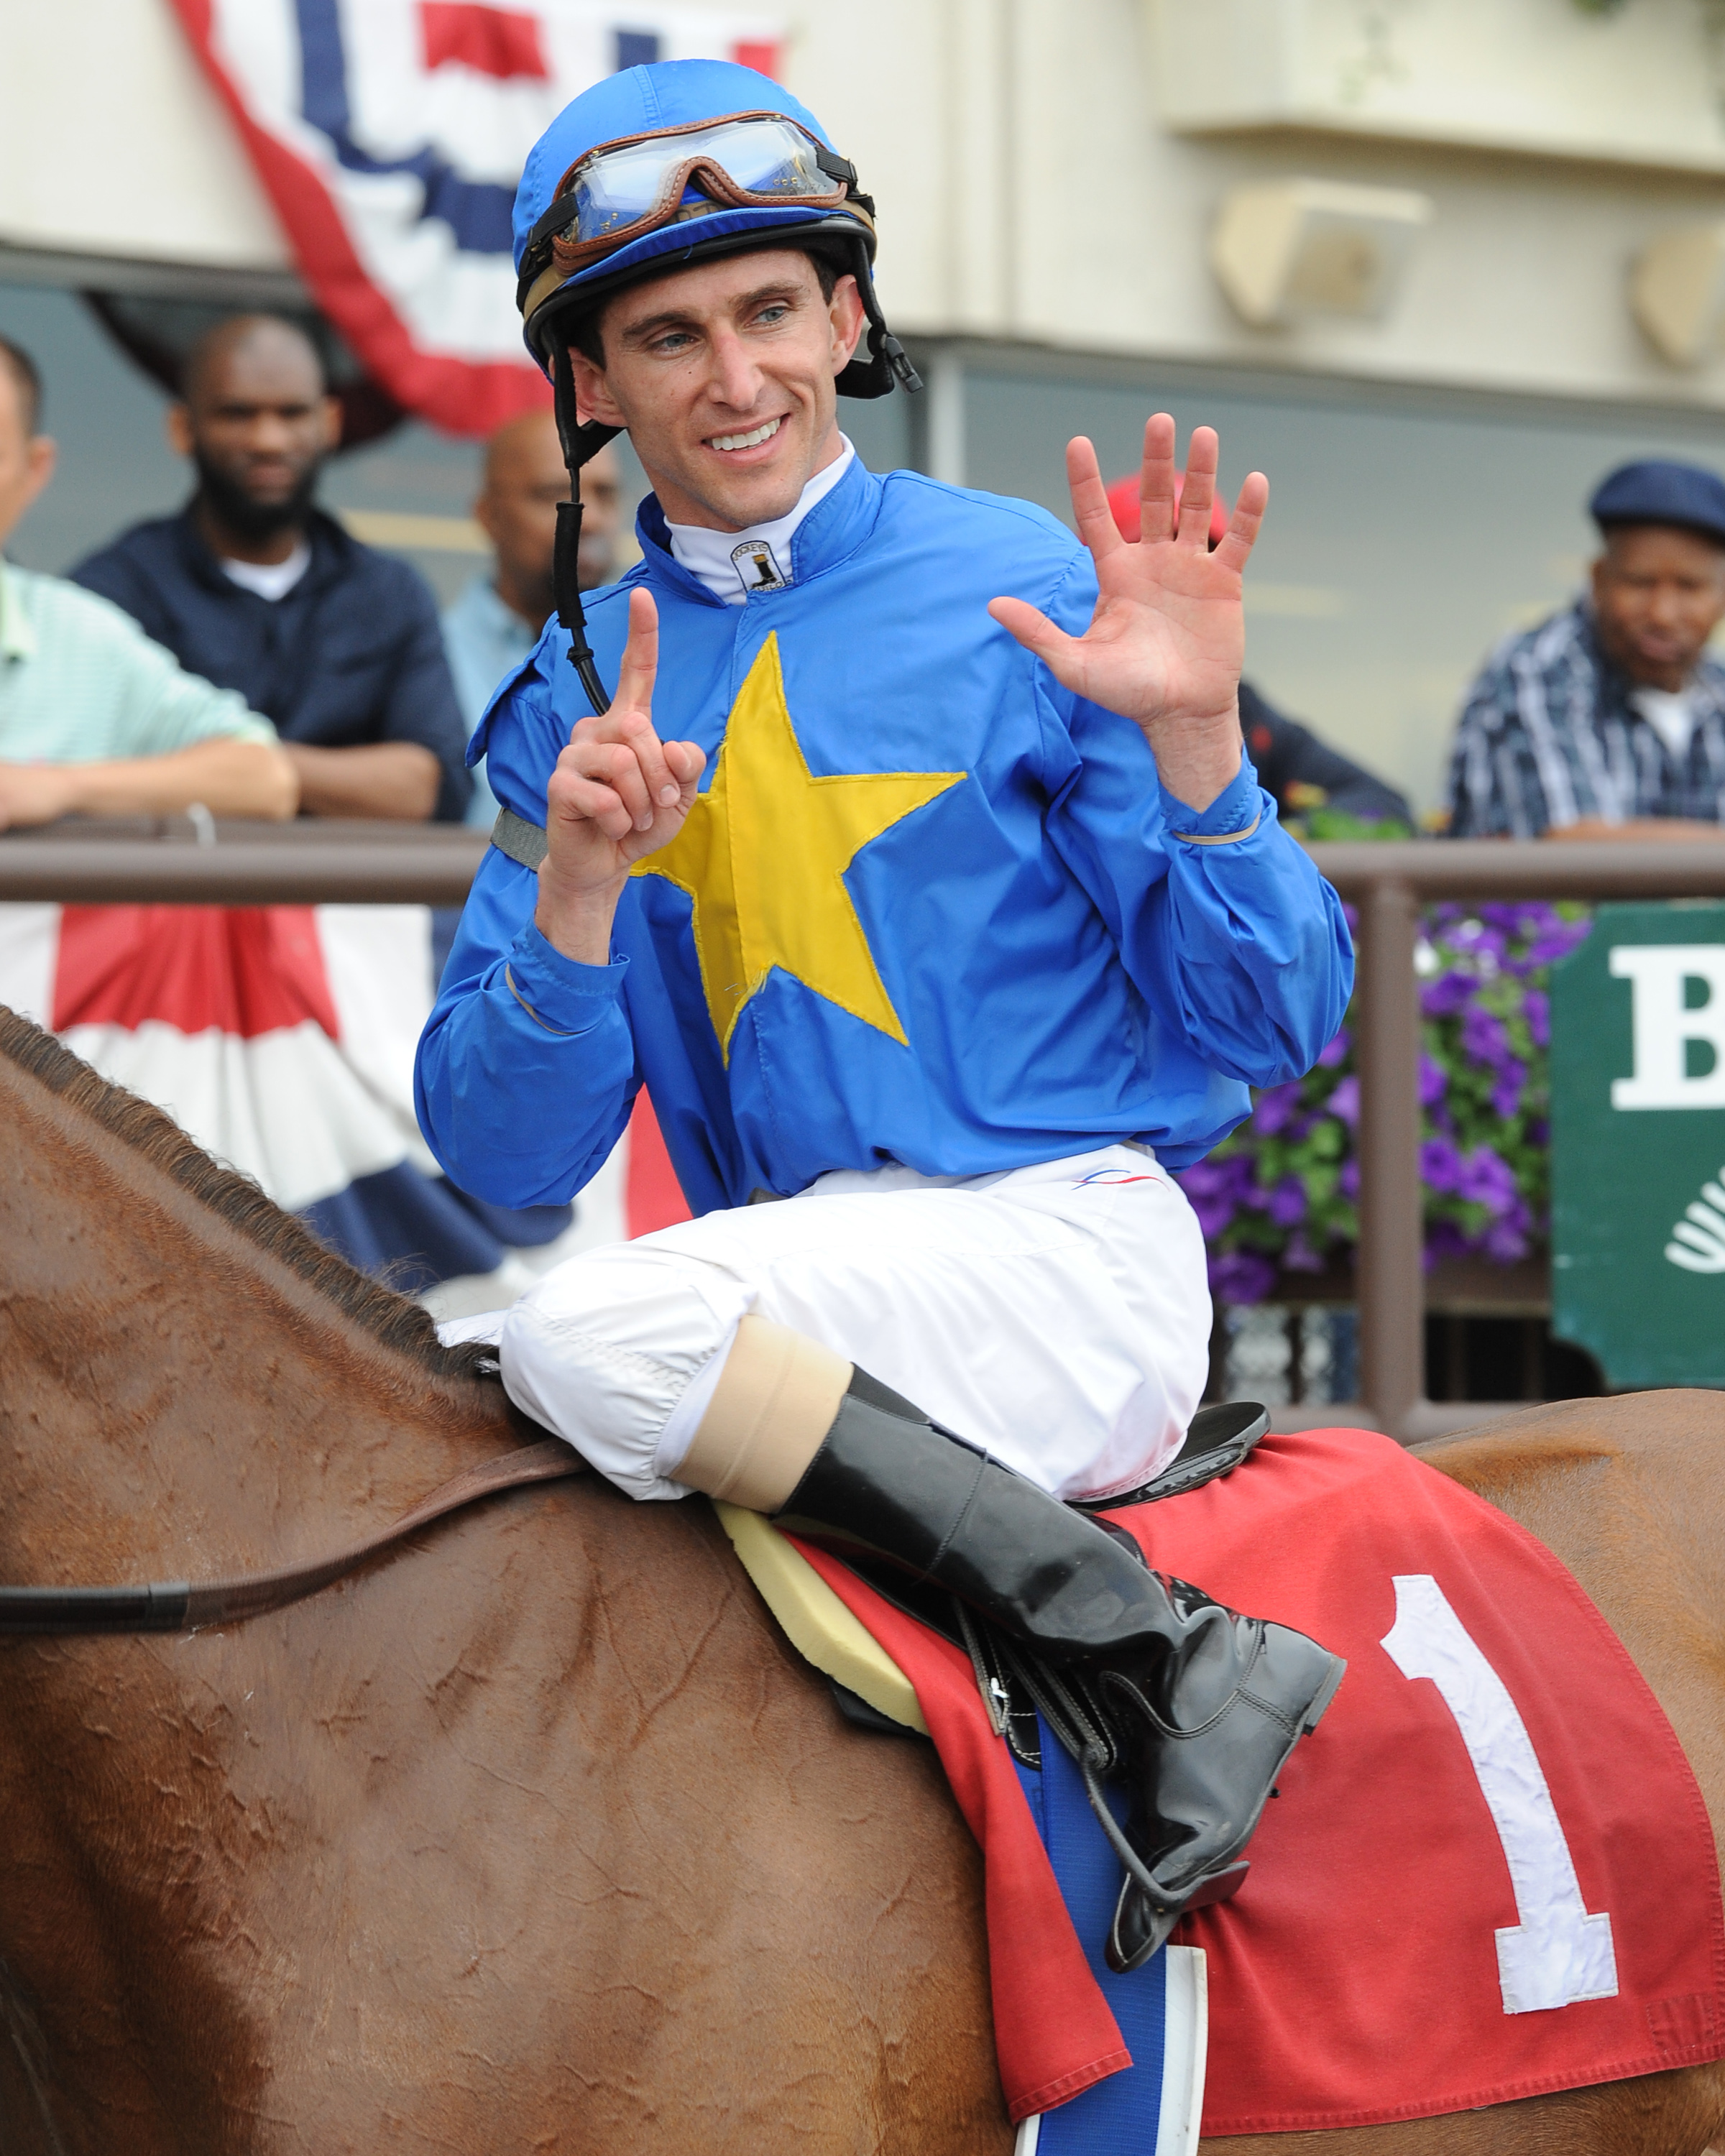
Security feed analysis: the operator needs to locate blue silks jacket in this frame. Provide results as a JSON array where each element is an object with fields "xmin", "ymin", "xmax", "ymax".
[{"xmin": 415, "ymin": 460, "xmax": 1353, "ymax": 1214}]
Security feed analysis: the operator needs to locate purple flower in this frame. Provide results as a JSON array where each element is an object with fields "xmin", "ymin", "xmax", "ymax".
[
  {"xmin": 1176, "ymin": 1155, "xmax": 1257, "ymax": 1238},
  {"xmin": 1250, "ymin": 1081, "xmax": 1304, "ymax": 1136},
  {"xmin": 1328, "ymin": 1075, "xmax": 1360, "ymax": 1126},
  {"xmin": 1484, "ymin": 1215, "xmax": 1530, "ymax": 1263},
  {"xmin": 1208, "ymin": 1249, "xmax": 1277, "ymax": 1306},
  {"xmin": 1524, "ymin": 921, "xmax": 1592, "ymax": 969},
  {"xmin": 1490, "ymin": 1059, "xmax": 1525, "ymax": 1120},
  {"xmin": 1264, "ymin": 1174, "xmax": 1307, "ymax": 1227},
  {"xmin": 1282, "ymin": 1231, "xmax": 1325, "ymax": 1273},
  {"xmin": 1460, "ymin": 1004, "xmax": 1512, "ymax": 1072},
  {"xmin": 1179, "ymin": 1158, "xmax": 1240, "ymax": 1200},
  {"xmin": 1447, "ymin": 921, "xmax": 1507, "ymax": 970},
  {"xmin": 1420, "ymin": 1136, "xmax": 1466, "ymax": 1193},
  {"xmin": 1480, "ymin": 1192, "xmax": 1532, "ymax": 1263},
  {"xmin": 1422, "ymin": 972, "xmax": 1474, "ymax": 1018},
  {"xmin": 1418, "ymin": 1053, "xmax": 1448, "ymax": 1107},
  {"xmin": 1524, "ymin": 988, "xmax": 1550, "ymax": 1050},
  {"xmin": 1339, "ymin": 1158, "xmax": 1360, "ymax": 1199},
  {"xmin": 1423, "ymin": 1218, "xmax": 1474, "ymax": 1268},
  {"xmin": 1177, "ymin": 1163, "xmax": 1238, "ymax": 1239},
  {"xmin": 1317, "ymin": 1028, "xmax": 1351, "ymax": 1069},
  {"xmin": 1455, "ymin": 1144, "xmax": 1518, "ymax": 1217}
]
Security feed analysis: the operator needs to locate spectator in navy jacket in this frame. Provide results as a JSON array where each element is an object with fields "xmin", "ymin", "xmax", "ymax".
[{"xmin": 73, "ymin": 315, "xmax": 469, "ymax": 821}]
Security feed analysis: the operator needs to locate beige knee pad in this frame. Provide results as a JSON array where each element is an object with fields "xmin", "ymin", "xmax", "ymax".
[{"xmin": 674, "ymin": 1315, "xmax": 852, "ymax": 1513}]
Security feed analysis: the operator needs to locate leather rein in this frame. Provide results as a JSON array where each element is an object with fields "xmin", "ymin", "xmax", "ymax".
[
  {"xmin": 0, "ymin": 1440, "xmax": 586, "ymax": 1638},
  {"xmin": 0, "ymin": 1401, "xmax": 1275, "ymax": 1641}
]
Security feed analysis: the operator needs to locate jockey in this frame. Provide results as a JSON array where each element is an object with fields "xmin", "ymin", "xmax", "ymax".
[{"xmin": 415, "ymin": 58, "xmax": 1353, "ymax": 1971}]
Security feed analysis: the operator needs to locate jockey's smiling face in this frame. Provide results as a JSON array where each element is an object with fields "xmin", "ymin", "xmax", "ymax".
[{"xmin": 566, "ymin": 249, "xmax": 865, "ymax": 535}]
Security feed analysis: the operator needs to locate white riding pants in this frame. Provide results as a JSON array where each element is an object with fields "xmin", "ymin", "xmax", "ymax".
[{"xmin": 499, "ymin": 1144, "xmax": 1211, "ymax": 1504}]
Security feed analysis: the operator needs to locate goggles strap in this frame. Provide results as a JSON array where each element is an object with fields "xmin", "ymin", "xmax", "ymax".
[{"xmin": 548, "ymin": 336, "xmax": 618, "ymax": 719}]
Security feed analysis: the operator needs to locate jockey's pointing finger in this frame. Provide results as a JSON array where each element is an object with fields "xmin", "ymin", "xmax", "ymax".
[
  {"xmin": 613, "ymin": 589, "xmax": 660, "ymax": 702},
  {"xmin": 612, "ymin": 588, "xmax": 682, "ymax": 812}
]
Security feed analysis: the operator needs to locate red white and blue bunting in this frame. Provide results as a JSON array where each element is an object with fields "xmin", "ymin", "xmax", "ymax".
[
  {"xmin": 169, "ymin": 0, "xmax": 781, "ymax": 434},
  {"xmin": 0, "ymin": 903, "xmax": 690, "ymax": 1309}
]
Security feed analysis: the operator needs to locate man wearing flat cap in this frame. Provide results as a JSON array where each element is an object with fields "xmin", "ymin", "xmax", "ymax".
[{"xmin": 1446, "ymin": 459, "xmax": 1725, "ymax": 839}]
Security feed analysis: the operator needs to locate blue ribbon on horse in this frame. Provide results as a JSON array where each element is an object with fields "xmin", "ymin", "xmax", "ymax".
[{"xmin": 1013, "ymin": 1715, "xmax": 1205, "ymax": 2155}]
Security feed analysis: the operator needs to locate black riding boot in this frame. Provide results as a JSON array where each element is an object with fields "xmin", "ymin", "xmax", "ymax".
[{"xmin": 774, "ymin": 1368, "xmax": 1345, "ymax": 1972}]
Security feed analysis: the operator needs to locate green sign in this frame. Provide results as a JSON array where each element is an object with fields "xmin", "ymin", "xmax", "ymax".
[{"xmin": 1551, "ymin": 901, "xmax": 1725, "ymax": 1388}]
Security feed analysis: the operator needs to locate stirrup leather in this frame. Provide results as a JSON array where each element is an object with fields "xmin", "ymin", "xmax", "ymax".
[{"xmin": 952, "ymin": 1596, "xmax": 1251, "ymax": 1967}]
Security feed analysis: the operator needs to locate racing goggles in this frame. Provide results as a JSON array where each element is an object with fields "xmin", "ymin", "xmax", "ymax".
[{"xmin": 523, "ymin": 112, "xmax": 870, "ymax": 289}]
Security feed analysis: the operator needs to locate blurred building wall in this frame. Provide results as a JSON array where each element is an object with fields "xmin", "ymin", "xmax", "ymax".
[
  {"xmin": 10, "ymin": 0, "xmax": 1725, "ymax": 408},
  {"xmin": 836, "ymin": 0, "xmax": 1725, "ymax": 413},
  {"xmin": 0, "ymin": 0, "xmax": 293, "ymax": 293}
]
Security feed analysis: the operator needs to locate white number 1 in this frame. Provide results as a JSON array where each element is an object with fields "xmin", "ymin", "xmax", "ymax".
[{"xmin": 1381, "ymin": 1574, "xmax": 1618, "ymax": 2015}]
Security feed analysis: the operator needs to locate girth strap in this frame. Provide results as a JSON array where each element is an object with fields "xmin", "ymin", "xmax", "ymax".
[
  {"xmin": 0, "ymin": 1439, "xmax": 586, "ymax": 1637},
  {"xmin": 492, "ymin": 805, "xmax": 548, "ymax": 872}
]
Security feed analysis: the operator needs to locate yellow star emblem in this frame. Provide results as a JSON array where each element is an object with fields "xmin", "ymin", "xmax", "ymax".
[{"xmin": 632, "ymin": 633, "xmax": 965, "ymax": 1059}]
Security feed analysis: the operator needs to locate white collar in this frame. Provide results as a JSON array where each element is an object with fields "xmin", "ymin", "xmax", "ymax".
[
  {"xmin": 220, "ymin": 538, "xmax": 312, "ymax": 602},
  {"xmin": 1630, "ymin": 683, "xmax": 1699, "ymax": 760},
  {"xmin": 666, "ymin": 438, "xmax": 855, "ymax": 604}
]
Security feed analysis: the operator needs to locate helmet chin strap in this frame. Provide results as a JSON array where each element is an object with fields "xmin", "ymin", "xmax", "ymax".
[
  {"xmin": 549, "ymin": 336, "xmax": 620, "ymax": 719},
  {"xmin": 853, "ymin": 269, "xmax": 921, "ymax": 397}
]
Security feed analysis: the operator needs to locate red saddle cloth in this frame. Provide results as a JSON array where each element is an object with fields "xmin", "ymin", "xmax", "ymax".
[{"xmin": 796, "ymin": 1427, "xmax": 1725, "ymax": 2134}]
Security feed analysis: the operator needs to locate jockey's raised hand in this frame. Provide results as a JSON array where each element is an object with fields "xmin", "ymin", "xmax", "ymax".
[
  {"xmin": 988, "ymin": 415, "xmax": 1266, "ymax": 814},
  {"xmin": 536, "ymin": 586, "xmax": 707, "ymax": 964}
]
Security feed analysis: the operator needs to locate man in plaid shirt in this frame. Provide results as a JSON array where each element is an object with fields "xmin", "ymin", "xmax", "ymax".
[{"xmin": 1446, "ymin": 459, "xmax": 1725, "ymax": 839}]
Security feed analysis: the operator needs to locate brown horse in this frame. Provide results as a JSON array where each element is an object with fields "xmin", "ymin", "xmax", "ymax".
[{"xmin": 0, "ymin": 1001, "xmax": 1723, "ymax": 2156}]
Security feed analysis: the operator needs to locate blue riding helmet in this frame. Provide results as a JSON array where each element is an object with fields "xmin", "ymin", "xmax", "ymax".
[
  {"xmin": 511, "ymin": 58, "xmax": 920, "ymax": 721},
  {"xmin": 514, "ymin": 58, "xmax": 916, "ymax": 404}
]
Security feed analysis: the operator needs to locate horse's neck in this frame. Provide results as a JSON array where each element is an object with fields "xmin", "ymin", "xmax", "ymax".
[
  {"xmin": 0, "ymin": 1055, "xmax": 511, "ymax": 1588},
  {"xmin": 0, "ymin": 1053, "xmax": 547, "ymax": 2145}
]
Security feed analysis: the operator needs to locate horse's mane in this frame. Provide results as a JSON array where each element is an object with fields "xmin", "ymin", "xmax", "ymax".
[{"xmin": 0, "ymin": 1005, "xmax": 487, "ymax": 1383}]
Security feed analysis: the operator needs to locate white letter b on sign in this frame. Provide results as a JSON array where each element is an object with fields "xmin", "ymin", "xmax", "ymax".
[
  {"xmin": 1610, "ymin": 945, "xmax": 1725, "ymax": 1109},
  {"xmin": 1381, "ymin": 1575, "xmax": 1617, "ymax": 2015}
]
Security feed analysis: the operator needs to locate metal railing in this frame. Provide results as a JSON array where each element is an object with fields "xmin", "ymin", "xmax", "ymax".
[
  {"xmin": 8, "ymin": 821, "xmax": 1725, "ymax": 1438},
  {"xmin": 0, "ymin": 816, "xmax": 488, "ymax": 905}
]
